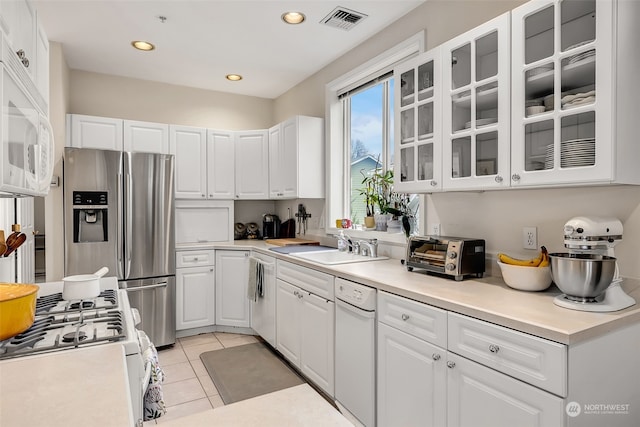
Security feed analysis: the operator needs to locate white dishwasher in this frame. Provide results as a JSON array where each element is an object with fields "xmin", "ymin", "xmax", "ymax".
[{"xmin": 335, "ymin": 277, "xmax": 377, "ymax": 427}]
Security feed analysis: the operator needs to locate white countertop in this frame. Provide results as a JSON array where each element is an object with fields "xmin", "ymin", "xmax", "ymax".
[
  {"xmin": 0, "ymin": 344, "xmax": 133, "ymax": 427},
  {"xmin": 158, "ymin": 384, "xmax": 352, "ymax": 427},
  {"xmin": 212, "ymin": 240, "xmax": 640, "ymax": 345}
]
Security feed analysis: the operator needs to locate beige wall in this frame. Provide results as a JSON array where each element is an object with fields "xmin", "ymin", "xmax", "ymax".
[
  {"xmin": 45, "ymin": 0, "xmax": 640, "ymax": 279},
  {"xmin": 273, "ymin": 0, "xmax": 640, "ymax": 279},
  {"xmin": 69, "ymin": 70, "xmax": 274, "ymax": 130},
  {"xmin": 45, "ymin": 42, "xmax": 70, "ymax": 281}
]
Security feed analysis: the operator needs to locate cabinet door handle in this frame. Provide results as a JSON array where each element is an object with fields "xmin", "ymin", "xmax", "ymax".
[
  {"xmin": 401, "ymin": 313, "xmax": 410, "ymax": 321},
  {"xmin": 432, "ymin": 353, "xmax": 441, "ymax": 361},
  {"xmin": 511, "ymin": 173, "xmax": 521, "ymax": 182},
  {"xmin": 16, "ymin": 49, "xmax": 26, "ymax": 59},
  {"xmin": 430, "ymin": 180, "xmax": 437, "ymax": 187},
  {"xmin": 447, "ymin": 361, "xmax": 455, "ymax": 369},
  {"xmin": 489, "ymin": 344, "xmax": 500, "ymax": 354},
  {"xmin": 495, "ymin": 175, "xmax": 503, "ymax": 183}
]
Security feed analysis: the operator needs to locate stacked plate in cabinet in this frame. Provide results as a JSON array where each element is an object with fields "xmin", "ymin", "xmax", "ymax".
[
  {"xmin": 560, "ymin": 138, "xmax": 595, "ymax": 168},
  {"xmin": 544, "ymin": 144, "xmax": 554, "ymax": 170}
]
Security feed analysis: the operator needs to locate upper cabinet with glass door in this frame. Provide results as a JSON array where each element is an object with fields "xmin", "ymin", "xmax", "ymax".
[
  {"xmin": 441, "ymin": 13, "xmax": 511, "ymax": 190},
  {"xmin": 511, "ymin": 0, "xmax": 640, "ymax": 187},
  {"xmin": 394, "ymin": 47, "xmax": 442, "ymax": 193}
]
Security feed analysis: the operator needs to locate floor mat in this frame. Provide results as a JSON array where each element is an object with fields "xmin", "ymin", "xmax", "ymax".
[{"xmin": 200, "ymin": 342, "xmax": 305, "ymax": 404}]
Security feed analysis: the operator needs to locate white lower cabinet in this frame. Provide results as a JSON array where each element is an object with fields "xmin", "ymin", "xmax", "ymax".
[
  {"xmin": 376, "ymin": 291, "xmax": 565, "ymax": 427},
  {"xmin": 377, "ymin": 322, "xmax": 446, "ymax": 427},
  {"xmin": 215, "ymin": 250, "xmax": 250, "ymax": 328},
  {"xmin": 176, "ymin": 250, "xmax": 215, "ymax": 330},
  {"xmin": 276, "ymin": 261, "xmax": 334, "ymax": 396},
  {"xmin": 447, "ymin": 352, "xmax": 563, "ymax": 427}
]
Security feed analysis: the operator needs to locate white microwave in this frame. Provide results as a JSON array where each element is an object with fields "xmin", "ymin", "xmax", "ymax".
[{"xmin": 0, "ymin": 34, "xmax": 54, "ymax": 197}]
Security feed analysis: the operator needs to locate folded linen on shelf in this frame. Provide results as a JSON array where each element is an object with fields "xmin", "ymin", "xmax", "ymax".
[{"xmin": 143, "ymin": 343, "xmax": 166, "ymax": 421}]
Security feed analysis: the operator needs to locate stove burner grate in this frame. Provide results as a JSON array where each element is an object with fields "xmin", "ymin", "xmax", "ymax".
[
  {"xmin": 35, "ymin": 289, "xmax": 118, "ymax": 315},
  {"xmin": 0, "ymin": 311, "xmax": 126, "ymax": 360}
]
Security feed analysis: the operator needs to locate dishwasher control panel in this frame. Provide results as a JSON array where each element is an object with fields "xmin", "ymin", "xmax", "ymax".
[{"xmin": 335, "ymin": 278, "xmax": 376, "ymax": 311}]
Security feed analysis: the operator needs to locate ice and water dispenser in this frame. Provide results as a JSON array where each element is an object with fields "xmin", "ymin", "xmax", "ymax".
[{"xmin": 72, "ymin": 191, "xmax": 109, "ymax": 242}]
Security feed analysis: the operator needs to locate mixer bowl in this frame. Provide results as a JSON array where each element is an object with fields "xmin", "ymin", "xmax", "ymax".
[{"xmin": 549, "ymin": 253, "xmax": 617, "ymax": 299}]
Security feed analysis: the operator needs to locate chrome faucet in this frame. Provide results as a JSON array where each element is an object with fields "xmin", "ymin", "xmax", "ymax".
[
  {"xmin": 357, "ymin": 238, "xmax": 378, "ymax": 257},
  {"xmin": 334, "ymin": 232, "xmax": 354, "ymax": 252}
]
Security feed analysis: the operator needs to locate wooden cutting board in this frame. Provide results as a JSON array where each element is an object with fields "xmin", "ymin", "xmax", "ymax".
[{"xmin": 265, "ymin": 238, "xmax": 320, "ymax": 246}]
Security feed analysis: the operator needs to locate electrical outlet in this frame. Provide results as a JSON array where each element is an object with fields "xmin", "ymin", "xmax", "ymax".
[
  {"xmin": 431, "ymin": 223, "xmax": 441, "ymax": 236},
  {"xmin": 523, "ymin": 226, "xmax": 537, "ymax": 250}
]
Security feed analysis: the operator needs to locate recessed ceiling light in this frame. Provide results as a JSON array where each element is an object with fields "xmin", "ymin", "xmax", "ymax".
[
  {"xmin": 281, "ymin": 12, "xmax": 305, "ymax": 25},
  {"xmin": 131, "ymin": 41, "xmax": 155, "ymax": 51},
  {"xmin": 226, "ymin": 74, "xmax": 243, "ymax": 81}
]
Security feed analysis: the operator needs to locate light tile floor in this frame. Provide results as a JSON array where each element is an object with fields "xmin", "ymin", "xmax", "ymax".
[{"xmin": 144, "ymin": 332, "xmax": 259, "ymax": 425}]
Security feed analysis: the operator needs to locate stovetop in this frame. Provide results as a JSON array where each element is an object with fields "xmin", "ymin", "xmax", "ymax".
[{"xmin": 0, "ymin": 283, "xmax": 129, "ymax": 360}]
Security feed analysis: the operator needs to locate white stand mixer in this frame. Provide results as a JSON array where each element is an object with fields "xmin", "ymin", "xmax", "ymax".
[{"xmin": 553, "ymin": 216, "xmax": 636, "ymax": 312}]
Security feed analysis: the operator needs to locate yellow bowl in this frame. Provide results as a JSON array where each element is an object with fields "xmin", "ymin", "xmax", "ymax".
[
  {"xmin": 0, "ymin": 283, "xmax": 39, "ymax": 341},
  {"xmin": 497, "ymin": 261, "xmax": 552, "ymax": 292}
]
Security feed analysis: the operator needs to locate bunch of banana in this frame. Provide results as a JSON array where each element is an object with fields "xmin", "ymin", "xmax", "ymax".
[{"xmin": 499, "ymin": 246, "xmax": 549, "ymax": 267}]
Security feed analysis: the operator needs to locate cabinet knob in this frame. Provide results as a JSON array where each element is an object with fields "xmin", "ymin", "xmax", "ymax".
[
  {"xmin": 22, "ymin": 57, "xmax": 29, "ymax": 68},
  {"xmin": 511, "ymin": 173, "xmax": 521, "ymax": 182},
  {"xmin": 430, "ymin": 180, "xmax": 437, "ymax": 187},
  {"xmin": 209, "ymin": 194, "xmax": 213, "ymax": 198},
  {"xmin": 401, "ymin": 313, "xmax": 410, "ymax": 321},
  {"xmin": 447, "ymin": 361, "xmax": 456, "ymax": 369},
  {"xmin": 201, "ymin": 194, "xmax": 205, "ymax": 198},
  {"xmin": 494, "ymin": 175, "xmax": 503, "ymax": 183},
  {"xmin": 489, "ymin": 344, "xmax": 500, "ymax": 354},
  {"xmin": 194, "ymin": 257, "xmax": 199, "ymax": 261},
  {"xmin": 432, "ymin": 353, "xmax": 441, "ymax": 361}
]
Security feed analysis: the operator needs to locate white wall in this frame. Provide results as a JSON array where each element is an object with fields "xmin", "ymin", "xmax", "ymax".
[{"xmin": 272, "ymin": 0, "xmax": 640, "ymax": 279}]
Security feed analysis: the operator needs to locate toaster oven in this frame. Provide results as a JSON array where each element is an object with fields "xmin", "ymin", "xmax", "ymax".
[{"xmin": 406, "ymin": 235, "xmax": 485, "ymax": 281}]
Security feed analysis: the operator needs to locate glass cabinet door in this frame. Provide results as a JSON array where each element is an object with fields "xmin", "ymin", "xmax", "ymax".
[
  {"xmin": 511, "ymin": 0, "xmax": 613, "ymax": 186},
  {"xmin": 394, "ymin": 47, "xmax": 441, "ymax": 193},
  {"xmin": 441, "ymin": 12, "xmax": 511, "ymax": 190}
]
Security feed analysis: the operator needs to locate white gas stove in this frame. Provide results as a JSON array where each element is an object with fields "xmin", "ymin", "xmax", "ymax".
[{"xmin": 0, "ymin": 277, "xmax": 149, "ymax": 426}]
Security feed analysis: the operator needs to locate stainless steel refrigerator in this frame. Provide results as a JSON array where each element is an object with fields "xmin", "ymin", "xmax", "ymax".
[{"xmin": 63, "ymin": 147, "xmax": 175, "ymax": 346}]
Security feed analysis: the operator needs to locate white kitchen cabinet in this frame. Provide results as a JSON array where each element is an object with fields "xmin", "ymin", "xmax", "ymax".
[
  {"xmin": 170, "ymin": 125, "xmax": 207, "ymax": 199},
  {"xmin": 123, "ymin": 120, "xmax": 169, "ymax": 154},
  {"xmin": 269, "ymin": 116, "xmax": 324, "ymax": 199},
  {"xmin": 250, "ymin": 252, "xmax": 276, "ymax": 347},
  {"xmin": 510, "ymin": 0, "xmax": 640, "ymax": 187},
  {"xmin": 377, "ymin": 322, "xmax": 446, "ymax": 427},
  {"xmin": 376, "ymin": 290, "xmax": 565, "ymax": 427},
  {"xmin": 394, "ymin": 47, "xmax": 443, "ymax": 192},
  {"xmin": 215, "ymin": 250, "xmax": 250, "ymax": 328},
  {"xmin": 1, "ymin": 0, "xmax": 35, "ymax": 81},
  {"xmin": 447, "ymin": 352, "xmax": 563, "ymax": 427},
  {"xmin": 441, "ymin": 12, "xmax": 511, "ymax": 190},
  {"xmin": 66, "ymin": 114, "xmax": 124, "ymax": 150},
  {"xmin": 234, "ymin": 130, "xmax": 269, "ymax": 199},
  {"xmin": 207, "ymin": 129, "xmax": 235, "ymax": 199},
  {"xmin": 175, "ymin": 200, "xmax": 234, "ymax": 247},
  {"xmin": 276, "ymin": 260, "xmax": 334, "ymax": 396},
  {"xmin": 176, "ymin": 250, "xmax": 215, "ymax": 330}
]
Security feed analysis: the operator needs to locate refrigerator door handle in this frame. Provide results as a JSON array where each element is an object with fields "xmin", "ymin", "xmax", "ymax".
[
  {"xmin": 125, "ymin": 172, "xmax": 133, "ymax": 276},
  {"xmin": 126, "ymin": 282, "xmax": 169, "ymax": 291},
  {"xmin": 117, "ymin": 172, "xmax": 123, "ymax": 268}
]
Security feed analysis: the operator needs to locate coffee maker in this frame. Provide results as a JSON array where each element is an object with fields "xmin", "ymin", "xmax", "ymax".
[{"xmin": 263, "ymin": 214, "xmax": 280, "ymax": 239}]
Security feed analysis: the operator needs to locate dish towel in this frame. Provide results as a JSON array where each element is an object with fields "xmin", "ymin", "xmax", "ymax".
[
  {"xmin": 143, "ymin": 343, "xmax": 167, "ymax": 421},
  {"xmin": 247, "ymin": 257, "xmax": 265, "ymax": 301}
]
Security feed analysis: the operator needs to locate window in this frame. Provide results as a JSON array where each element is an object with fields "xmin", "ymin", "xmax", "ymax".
[
  {"xmin": 343, "ymin": 77, "xmax": 394, "ymax": 224},
  {"xmin": 325, "ymin": 32, "xmax": 424, "ymax": 240}
]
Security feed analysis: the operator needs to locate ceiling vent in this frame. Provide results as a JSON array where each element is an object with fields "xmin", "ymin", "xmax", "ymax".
[{"xmin": 320, "ymin": 6, "xmax": 368, "ymax": 31}]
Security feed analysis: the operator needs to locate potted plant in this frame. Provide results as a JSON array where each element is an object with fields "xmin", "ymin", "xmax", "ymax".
[
  {"xmin": 371, "ymin": 168, "xmax": 393, "ymax": 231},
  {"xmin": 386, "ymin": 192, "xmax": 417, "ymax": 238},
  {"xmin": 359, "ymin": 169, "xmax": 376, "ymax": 229}
]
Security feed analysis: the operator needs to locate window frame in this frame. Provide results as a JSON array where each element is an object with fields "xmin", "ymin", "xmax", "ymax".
[{"xmin": 324, "ymin": 32, "xmax": 425, "ymax": 244}]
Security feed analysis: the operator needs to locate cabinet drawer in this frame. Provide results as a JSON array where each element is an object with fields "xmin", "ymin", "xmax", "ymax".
[
  {"xmin": 176, "ymin": 250, "xmax": 215, "ymax": 268},
  {"xmin": 378, "ymin": 291, "xmax": 447, "ymax": 348},
  {"xmin": 448, "ymin": 312, "xmax": 567, "ymax": 396},
  {"xmin": 276, "ymin": 260, "xmax": 334, "ymax": 300}
]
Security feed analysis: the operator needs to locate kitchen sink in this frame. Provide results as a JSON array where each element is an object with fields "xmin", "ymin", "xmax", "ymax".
[{"xmin": 290, "ymin": 249, "xmax": 388, "ymax": 265}]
